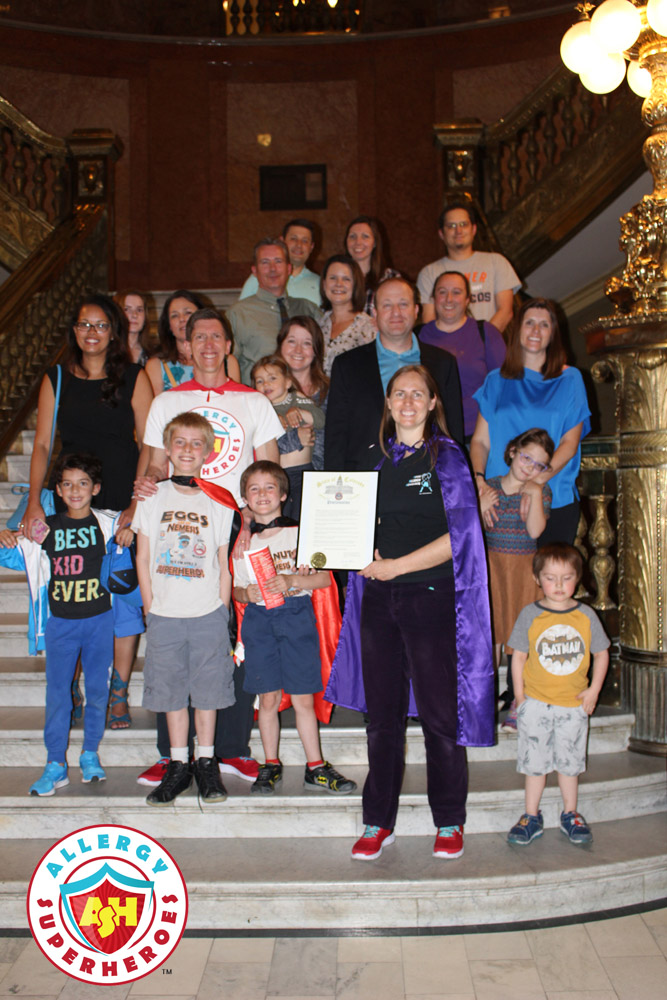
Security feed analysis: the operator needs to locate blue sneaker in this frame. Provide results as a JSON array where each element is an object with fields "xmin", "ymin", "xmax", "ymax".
[
  {"xmin": 560, "ymin": 810, "xmax": 593, "ymax": 844},
  {"xmin": 29, "ymin": 762, "xmax": 69, "ymax": 797},
  {"xmin": 79, "ymin": 751, "xmax": 106, "ymax": 783},
  {"xmin": 507, "ymin": 811, "xmax": 544, "ymax": 845}
]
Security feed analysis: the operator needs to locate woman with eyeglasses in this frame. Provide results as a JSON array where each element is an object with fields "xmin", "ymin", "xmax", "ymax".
[
  {"xmin": 470, "ymin": 298, "xmax": 591, "ymax": 550},
  {"xmin": 24, "ymin": 294, "xmax": 154, "ymax": 728}
]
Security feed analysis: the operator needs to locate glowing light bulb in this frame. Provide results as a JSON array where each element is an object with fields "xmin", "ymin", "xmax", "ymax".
[
  {"xmin": 647, "ymin": 0, "xmax": 667, "ymax": 36},
  {"xmin": 580, "ymin": 51, "xmax": 627, "ymax": 93},
  {"xmin": 627, "ymin": 61, "xmax": 652, "ymax": 97},
  {"xmin": 561, "ymin": 20, "xmax": 598, "ymax": 74},
  {"xmin": 591, "ymin": 0, "xmax": 641, "ymax": 53}
]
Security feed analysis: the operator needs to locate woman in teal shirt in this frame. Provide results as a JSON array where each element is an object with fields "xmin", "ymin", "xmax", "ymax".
[{"xmin": 470, "ymin": 298, "xmax": 591, "ymax": 546}]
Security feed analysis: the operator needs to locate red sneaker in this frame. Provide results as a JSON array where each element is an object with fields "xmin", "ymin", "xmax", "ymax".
[
  {"xmin": 433, "ymin": 825, "xmax": 464, "ymax": 859},
  {"xmin": 219, "ymin": 756, "xmax": 259, "ymax": 782},
  {"xmin": 136, "ymin": 757, "xmax": 170, "ymax": 787},
  {"xmin": 351, "ymin": 825, "xmax": 395, "ymax": 861}
]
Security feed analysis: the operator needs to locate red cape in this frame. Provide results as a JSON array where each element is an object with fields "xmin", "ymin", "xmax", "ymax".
[{"xmin": 231, "ymin": 554, "xmax": 340, "ymax": 726}]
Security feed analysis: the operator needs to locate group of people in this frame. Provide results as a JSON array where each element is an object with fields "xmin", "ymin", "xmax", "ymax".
[{"xmin": 0, "ymin": 200, "xmax": 610, "ymax": 861}]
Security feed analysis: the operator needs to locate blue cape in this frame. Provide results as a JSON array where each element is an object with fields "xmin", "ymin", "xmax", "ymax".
[{"xmin": 325, "ymin": 435, "xmax": 495, "ymax": 747}]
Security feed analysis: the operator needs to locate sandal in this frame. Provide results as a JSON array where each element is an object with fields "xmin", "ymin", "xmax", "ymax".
[
  {"xmin": 71, "ymin": 675, "xmax": 83, "ymax": 726},
  {"xmin": 107, "ymin": 667, "xmax": 131, "ymax": 729}
]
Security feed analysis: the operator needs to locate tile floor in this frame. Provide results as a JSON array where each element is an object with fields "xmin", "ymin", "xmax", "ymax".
[{"xmin": 0, "ymin": 908, "xmax": 665, "ymax": 999}]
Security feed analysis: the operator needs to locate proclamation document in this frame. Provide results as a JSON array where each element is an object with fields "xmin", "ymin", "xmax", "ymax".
[{"xmin": 296, "ymin": 471, "xmax": 378, "ymax": 571}]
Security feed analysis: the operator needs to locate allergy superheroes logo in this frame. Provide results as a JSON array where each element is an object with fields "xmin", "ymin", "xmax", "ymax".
[
  {"xmin": 195, "ymin": 403, "xmax": 245, "ymax": 480},
  {"xmin": 27, "ymin": 824, "xmax": 188, "ymax": 986}
]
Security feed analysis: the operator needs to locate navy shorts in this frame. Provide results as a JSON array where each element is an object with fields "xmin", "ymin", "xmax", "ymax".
[{"xmin": 242, "ymin": 598, "xmax": 322, "ymax": 696}]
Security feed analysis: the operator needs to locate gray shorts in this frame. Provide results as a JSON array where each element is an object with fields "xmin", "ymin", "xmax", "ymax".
[
  {"xmin": 142, "ymin": 605, "xmax": 235, "ymax": 713},
  {"xmin": 516, "ymin": 696, "xmax": 589, "ymax": 777}
]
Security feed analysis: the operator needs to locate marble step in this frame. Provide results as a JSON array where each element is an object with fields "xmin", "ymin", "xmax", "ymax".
[
  {"xmin": 0, "ymin": 753, "xmax": 664, "ymax": 842},
  {"xmin": 1, "ymin": 813, "xmax": 666, "ymax": 930},
  {"xmin": 0, "ymin": 453, "xmax": 31, "ymax": 481},
  {"xmin": 0, "ymin": 705, "xmax": 634, "ymax": 765},
  {"xmin": 0, "ymin": 614, "xmax": 147, "ymax": 657},
  {"xmin": 7, "ymin": 429, "xmax": 35, "ymax": 455}
]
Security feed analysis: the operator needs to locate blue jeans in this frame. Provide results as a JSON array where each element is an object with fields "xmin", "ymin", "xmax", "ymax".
[{"xmin": 44, "ymin": 611, "xmax": 114, "ymax": 761}]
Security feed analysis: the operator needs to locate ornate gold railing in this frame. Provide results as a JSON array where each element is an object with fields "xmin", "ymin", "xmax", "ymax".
[
  {"xmin": 434, "ymin": 67, "xmax": 646, "ymax": 276},
  {"xmin": 223, "ymin": 0, "xmax": 361, "ymax": 36},
  {"xmin": 0, "ymin": 98, "xmax": 123, "ymax": 459},
  {"xmin": 578, "ymin": 435, "xmax": 620, "ymax": 706},
  {"xmin": 0, "ymin": 207, "xmax": 108, "ymax": 457}
]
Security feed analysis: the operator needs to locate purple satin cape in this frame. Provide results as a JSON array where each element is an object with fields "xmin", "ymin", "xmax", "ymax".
[{"xmin": 325, "ymin": 435, "xmax": 495, "ymax": 747}]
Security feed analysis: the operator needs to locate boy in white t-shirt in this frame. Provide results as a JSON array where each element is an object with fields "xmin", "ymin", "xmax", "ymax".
[
  {"xmin": 233, "ymin": 461, "xmax": 356, "ymax": 797},
  {"xmin": 133, "ymin": 412, "xmax": 235, "ymax": 805}
]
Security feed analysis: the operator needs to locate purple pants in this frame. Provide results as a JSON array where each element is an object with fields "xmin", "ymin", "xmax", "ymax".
[{"xmin": 360, "ymin": 576, "xmax": 467, "ymax": 830}]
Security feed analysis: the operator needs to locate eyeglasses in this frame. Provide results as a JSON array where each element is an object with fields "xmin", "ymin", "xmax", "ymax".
[
  {"xmin": 444, "ymin": 221, "xmax": 471, "ymax": 231},
  {"xmin": 76, "ymin": 321, "xmax": 111, "ymax": 333},
  {"xmin": 517, "ymin": 451, "xmax": 550, "ymax": 473}
]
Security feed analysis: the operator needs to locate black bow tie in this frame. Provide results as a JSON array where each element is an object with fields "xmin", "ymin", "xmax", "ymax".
[
  {"xmin": 171, "ymin": 475, "xmax": 198, "ymax": 487},
  {"xmin": 249, "ymin": 516, "xmax": 298, "ymax": 534}
]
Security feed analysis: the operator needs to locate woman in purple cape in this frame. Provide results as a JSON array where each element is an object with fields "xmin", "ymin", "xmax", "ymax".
[{"xmin": 325, "ymin": 364, "xmax": 494, "ymax": 862}]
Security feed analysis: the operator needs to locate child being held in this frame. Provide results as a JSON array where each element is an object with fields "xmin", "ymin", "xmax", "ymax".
[
  {"xmin": 0, "ymin": 453, "xmax": 127, "ymax": 795},
  {"xmin": 506, "ymin": 543, "xmax": 609, "ymax": 846},
  {"xmin": 233, "ymin": 460, "xmax": 356, "ymax": 797},
  {"xmin": 480, "ymin": 428, "xmax": 554, "ymax": 728},
  {"xmin": 132, "ymin": 412, "xmax": 236, "ymax": 806},
  {"xmin": 251, "ymin": 355, "xmax": 324, "ymax": 519}
]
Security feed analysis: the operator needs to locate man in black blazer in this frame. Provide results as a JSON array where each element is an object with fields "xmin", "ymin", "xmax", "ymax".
[{"xmin": 325, "ymin": 276, "xmax": 464, "ymax": 471}]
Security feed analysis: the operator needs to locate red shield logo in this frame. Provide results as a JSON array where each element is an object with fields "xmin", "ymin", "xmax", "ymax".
[{"xmin": 60, "ymin": 863, "xmax": 154, "ymax": 954}]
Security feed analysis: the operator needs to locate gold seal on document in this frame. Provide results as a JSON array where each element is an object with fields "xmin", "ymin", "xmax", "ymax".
[{"xmin": 311, "ymin": 552, "xmax": 327, "ymax": 569}]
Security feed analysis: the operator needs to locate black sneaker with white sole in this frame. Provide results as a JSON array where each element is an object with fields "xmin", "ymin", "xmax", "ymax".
[
  {"xmin": 146, "ymin": 759, "xmax": 192, "ymax": 806},
  {"xmin": 304, "ymin": 762, "xmax": 357, "ymax": 795},
  {"xmin": 194, "ymin": 757, "xmax": 228, "ymax": 802}
]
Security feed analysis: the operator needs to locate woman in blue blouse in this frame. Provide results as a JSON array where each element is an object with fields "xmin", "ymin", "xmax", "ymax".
[{"xmin": 470, "ymin": 298, "xmax": 591, "ymax": 546}]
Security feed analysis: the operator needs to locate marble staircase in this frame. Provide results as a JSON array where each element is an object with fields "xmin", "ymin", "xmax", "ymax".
[{"xmin": 0, "ymin": 432, "xmax": 666, "ymax": 933}]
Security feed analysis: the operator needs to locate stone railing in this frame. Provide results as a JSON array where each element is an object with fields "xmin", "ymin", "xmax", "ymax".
[{"xmin": 434, "ymin": 67, "xmax": 645, "ymax": 277}]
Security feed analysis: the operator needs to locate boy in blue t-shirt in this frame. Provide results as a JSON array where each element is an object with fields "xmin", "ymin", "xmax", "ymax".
[{"xmin": 0, "ymin": 453, "xmax": 125, "ymax": 796}]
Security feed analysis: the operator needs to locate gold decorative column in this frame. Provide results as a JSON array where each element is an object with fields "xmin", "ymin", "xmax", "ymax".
[{"xmin": 585, "ymin": 12, "xmax": 667, "ymax": 756}]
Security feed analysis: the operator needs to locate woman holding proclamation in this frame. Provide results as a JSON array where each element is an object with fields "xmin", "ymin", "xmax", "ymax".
[{"xmin": 326, "ymin": 365, "xmax": 494, "ymax": 862}]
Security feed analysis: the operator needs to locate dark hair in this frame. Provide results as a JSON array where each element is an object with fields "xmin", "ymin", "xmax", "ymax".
[
  {"xmin": 344, "ymin": 215, "xmax": 387, "ymax": 292},
  {"xmin": 276, "ymin": 315, "xmax": 329, "ymax": 404},
  {"xmin": 253, "ymin": 237, "xmax": 289, "ymax": 267},
  {"xmin": 157, "ymin": 290, "xmax": 205, "ymax": 364},
  {"xmin": 250, "ymin": 355, "xmax": 293, "ymax": 387},
  {"xmin": 240, "ymin": 460, "xmax": 290, "ymax": 501},
  {"xmin": 375, "ymin": 274, "xmax": 418, "ymax": 309},
  {"xmin": 68, "ymin": 294, "xmax": 128, "ymax": 407},
  {"xmin": 500, "ymin": 298, "xmax": 566, "ymax": 381},
  {"xmin": 113, "ymin": 289, "xmax": 153, "ymax": 359},
  {"xmin": 533, "ymin": 542, "xmax": 583, "ymax": 583},
  {"xmin": 319, "ymin": 254, "xmax": 365, "ymax": 313},
  {"xmin": 432, "ymin": 269, "xmax": 471, "ymax": 301},
  {"xmin": 438, "ymin": 199, "xmax": 477, "ymax": 231},
  {"xmin": 380, "ymin": 364, "xmax": 449, "ymax": 464},
  {"xmin": 185, "ymin": 307, "xmax": 233, "ymax": 349},
  {"xmin": 503, "ymin": 428, "xmax": 555, "ymax": 467},
  {"xmin": 282, "ymin": 219, "xmax": 315, "ymax": 239},
  {"xmin": 54, "ymin": 451, "xmax": 103, "ymax": 487},
  {"xmin": 163, "ymin": 411, "xmax": 215, "ymax": 454}
]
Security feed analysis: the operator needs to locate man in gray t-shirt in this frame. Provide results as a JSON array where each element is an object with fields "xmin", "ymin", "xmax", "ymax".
[{"xmin": 417, "ymin": 201, "xmax": 520, "ymax": 332}]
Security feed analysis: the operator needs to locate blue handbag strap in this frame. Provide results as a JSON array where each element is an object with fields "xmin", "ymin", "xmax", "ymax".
[{"xmin": 47, "ymin": 365, "xmax": 61, "ymax": 466}]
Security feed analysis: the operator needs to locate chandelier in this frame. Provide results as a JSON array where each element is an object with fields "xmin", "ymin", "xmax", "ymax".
[{"xmin": 560, "ymin": 0, "xmax": 667, "ymax": 95}]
